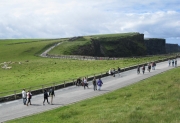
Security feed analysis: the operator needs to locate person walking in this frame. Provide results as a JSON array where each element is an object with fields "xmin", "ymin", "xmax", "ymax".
[
  {"xmin": 175, "ymin": 59, "xmax": 177, "ymax": 67},
  {"xmin": 22, "ymin": 89, "xmax": 27, "ymax": 105},
  {"xmin": 83, "ymin": 77, "xmax": 89, "ymax": 89},
  {"xmin": 172, "ymin": 59, "xmax": 174, "ymax": 67},
  {"xmin": 112, "ymin": 68, "xmax": 115, "ymax": 77},
  {"xmin": 49, "ymin": 87, "xmax": 55, "ymax": 105},
  {"xmin": 92, "ymin": 77, "xmax": 97, "ymax": 91},
  {"xmin": 108, "ymin": 68, "xmax": 112, "ymax": 76},
  {"xmin": 169, "ymin": 59, "xmax": 171, "ymax": 66},
  {"xmin": 43, "ymin": 89, "xmax": 50, "ymax": 105},
  {"xmin": 137, "ymin": 65, "xmax": 140, "ymax": 74},
  {"xmin": 26, "ymin": 90, "xmax": 32, "ymax": 106},
  {"xmin": 154, "ymin": 62, "xmax": 156, "ymax": 70},
  {"xmin": 148, "ymin": 63, "xmax": 151, "ymax": 72},
  {"xmin": 117, "ymin": 67, "xmax": 121, "ymax": 76},
  {"xmin": 142, "ymin": 65, "xmax": 145, "ymax": 74},
  {"xmin": 97, "ymin": 78, "xmax": 103, "ymax": 91},
  {"xmin": 76, "ymin": 77, "xmax": 81, "ymax": 86}
]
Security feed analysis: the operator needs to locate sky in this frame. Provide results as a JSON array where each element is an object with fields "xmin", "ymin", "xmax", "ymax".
[{"xmin": 0, "ymin": 0, "xmax": 180, "ymax": 44}]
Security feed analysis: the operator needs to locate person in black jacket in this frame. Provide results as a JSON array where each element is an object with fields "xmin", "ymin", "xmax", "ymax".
[
  {"xmin": 92, "ymin": 77, "xmax": 97, "ymax": 91},
  {"xmin": 43, "ymin": 89, "xmax": 49, "ymax": 105},
  {"xmin": 49, "ymin": 87, "xmax": 55, "ymax": 105}
]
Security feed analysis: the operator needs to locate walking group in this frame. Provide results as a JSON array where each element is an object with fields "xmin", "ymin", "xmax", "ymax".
[
  {"xmin": 76, "ymin": 77, "xmax": 103, "ymax": 91},
  {"xmin": 21, "ymin": 86, "xmax": 55, "ymax": 106},
  {"xmin": 168, "ymin": 59, "xmax": 177, "ymax": 67},
  {"xmin": 137, "ymin": 62, "xmax": 156, "ymax": 74},
  {"xmin": 108, "ymin": 67, "xmax": 121, "ymax": 77}
]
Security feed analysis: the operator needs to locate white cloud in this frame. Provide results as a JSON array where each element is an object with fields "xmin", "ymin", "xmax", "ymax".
[{"xmin": 0, "ymin": 0, "xmax": 180, "ymax": 44}]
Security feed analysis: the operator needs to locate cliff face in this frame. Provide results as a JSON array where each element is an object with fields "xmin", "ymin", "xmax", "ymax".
[
  {"xmin": 144, "ymin": 38, "xmax": 166, "ymax": 55},
  {"xmin": 73, "ymin": 33, "xmax": 146, "ymax": 57},
  {"xmin": 165, "ymin": 43, "xmax": 179, "ymax": 53}
]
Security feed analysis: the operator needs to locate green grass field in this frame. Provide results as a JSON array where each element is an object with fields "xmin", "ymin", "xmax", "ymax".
[
  {"xmin": 0, "ymin": 38, "xmax": 175, "ymax": 97},
  {"xmin": 8, "ymin": 67, "xmax": 180, "ymax": 123}
]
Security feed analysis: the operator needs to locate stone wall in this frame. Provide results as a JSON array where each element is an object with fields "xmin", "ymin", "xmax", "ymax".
[
  {"xmin": 144, "ymin": 38, "xmax": 166, "ymax": 55},
  {"xmin": 166, "ymin": 43, "xmax": 179, "ymax": 53}
]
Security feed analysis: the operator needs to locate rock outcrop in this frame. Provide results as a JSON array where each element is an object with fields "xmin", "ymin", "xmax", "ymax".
[
  {"xmin": 144, "ymin": 38, "xmax": 166, "ymax": 55},
  {"xmin": 165, "ymin": 43, "xmax": 179, "ymax": 53},
  {"xmin": 73, "ymin": 33, "xmax": 146, "ymax": 57}
]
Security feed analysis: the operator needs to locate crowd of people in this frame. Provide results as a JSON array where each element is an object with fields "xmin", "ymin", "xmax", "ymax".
[
  {"xmin": 76, "ymin": 77, "xmax": 103, "ymax": 91},
  {"xmin": 137, "ymin": 62, "xmax": 156, "ymax": 74},
  {"xmin": 168, "ymin": 59, "xmax": 177, "ymax": 67},
  {"xmin": 21, "ymin": 86, "xmax": 55, "ymax": 106},
  {"xmin": 21, "ymin": 58, "xmax": 178, "ymax": 106}
]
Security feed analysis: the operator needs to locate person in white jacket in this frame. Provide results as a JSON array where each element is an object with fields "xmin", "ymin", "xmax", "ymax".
[{"xmin": 22, "ymin": 89, "xmax": 27, "ymax": 105}]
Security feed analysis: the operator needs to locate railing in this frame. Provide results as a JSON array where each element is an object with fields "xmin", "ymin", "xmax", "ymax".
[{"xmin": 0, "ymin": 55, "xmax": 178, "ymax": 103}]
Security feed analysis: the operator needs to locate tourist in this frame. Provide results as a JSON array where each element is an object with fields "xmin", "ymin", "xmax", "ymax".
[
  {"xmin": 148, "ymin": 63, "xmax": 151, "ymax": 72},
  {"xmin": 175, "ymin": 59, "xmax": 177, "ymax": 67},
  {"xmin": 108, "ymin": 68, "xmax": 112, "ymax": 76},
  {"xmin": 137, "ymin": 65, "xmax": 140, "ymax": 74},
  {"xmin": 83, "ymin": 77, "xmax": 89, "ymax": 89},
  {"xmin": 117, "ymin": 67, "xmax": 121, "ymax": 76},
  {"xmin": 154, "ymin": 62, "xmax": 156, "ymax": 70},
  {"xmin": 172, "ymin": 59, "xmax": 174, "ymax": 67},
  {"xmin": 92, "ymin": 77, "xmax": 97, "ymax": 91},
  {"xmin": 76, "ymin": 77, "xmax": 81, "ymax": 86},
  {"xmin": 112, "ymin": 68, "xmax": 116, "ymax": 77},
  {"xmin": 97, "ymin": 78, "xmax": 103, "ymax": 91},
  {"xmin": 43, "ymin": 89, "xmax": 49, "ymax": 105},
  {"xmin": 168, "ymin": 59, "xmax": 171, "ymax": 66},
  {"xmin": 49, "ymin": 87, "xmax": 55, "ymax": 105},
  {"xmin": 22, "ymin": 89, "xmax": 27, "ymax": 105},
  {"xmin": 26, "ymin": 90, "xmax": 32, "ymax": 106},
  {"xmin": 142, "ymin": 65, "xmax": 145, "ymax": 74}
]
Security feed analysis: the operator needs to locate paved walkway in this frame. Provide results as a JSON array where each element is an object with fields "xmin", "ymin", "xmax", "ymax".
[{"xmin": 0, "ymin": 59, "xmax": 179, "ymax": 122}]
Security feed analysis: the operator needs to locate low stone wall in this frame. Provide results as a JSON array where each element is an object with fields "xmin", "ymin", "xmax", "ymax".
[{"xmin": 0, "ymin": 56, "xmax": 177, "ymax": 103}]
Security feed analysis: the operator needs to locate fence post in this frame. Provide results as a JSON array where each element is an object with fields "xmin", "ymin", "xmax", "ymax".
[
  {"xmin": 73, "ymin": 79, "xmax": 75, "ymax": 85},
  {"xmin": 42, "ymin": 85, "xmax": 44, "ymax": 90},
  {"xmin": 54, "ymin": 83, "xmax": 55, "ymax": 90},
  {"xmin": 64, "ymin": 81, "xmax": 66, "ymax": 87},
  {"xmin": 101, "ymin": 73, "xmax": 102, "ymax": 77},
  {"xmin": 14, "ymin": 90, "xmax": 16, "ymax": 100}
]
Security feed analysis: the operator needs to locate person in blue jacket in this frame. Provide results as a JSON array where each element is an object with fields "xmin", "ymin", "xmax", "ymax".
[{"xmin": 97, "ymin": 78, "xmax": 103, "ymax": 91}]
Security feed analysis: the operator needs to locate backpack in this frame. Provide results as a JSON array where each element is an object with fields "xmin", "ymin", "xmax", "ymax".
[
  {"xmin": 29, "ymin": 93, "xmax": 32, "ymax": 99},
  {"xmin": 92, "ymin": 79, "xmax": 96, "ymax": 85},
  {"xmin": 49, "ymin": 89, "xmax": 54, "ymax": 95}
]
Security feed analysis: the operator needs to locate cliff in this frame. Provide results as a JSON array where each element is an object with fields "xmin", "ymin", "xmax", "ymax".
[
  {"xmin": 72, "ymin": 33, "xmax": 146, "ymax": 57},
  {"xmin": 144, "ymin": 38, "xmax": 166, "ymax": 55},
  {"xmin": 165, "ymin": 43, "xmax": 179, "ymax": 53}
]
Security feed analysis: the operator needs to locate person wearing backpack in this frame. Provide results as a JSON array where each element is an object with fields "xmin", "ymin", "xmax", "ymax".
[
  {"xmin": 26, "ymin": 90, "xmax": 32, "ymax": 106},
  {"xmin": 43, "ymin": 89, "xmax": 50, "ymax": 105},
  {"xmin": 49, "ymin": 87, "xmax": 55, "ymax": 105},
  {"xmin": 92, "ymin": 77, "xmax": 97, "ymax": 91}
]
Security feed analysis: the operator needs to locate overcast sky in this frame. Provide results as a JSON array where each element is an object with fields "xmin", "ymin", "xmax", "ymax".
[{"xmin": 0, "ymin": 0, "xmax": 180, "ymax": 44}]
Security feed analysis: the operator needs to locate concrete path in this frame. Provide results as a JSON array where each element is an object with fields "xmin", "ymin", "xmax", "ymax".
[{"xmin": 0, "ymin": 59, "xmax": 179, "ymax": 122}]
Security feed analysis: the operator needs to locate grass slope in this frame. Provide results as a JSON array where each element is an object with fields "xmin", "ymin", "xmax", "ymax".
[
  {"xmin": 8, "ymin": 67, "xmax": 180, "ymax": 123},
  {"xmin": 0, "ymin": 38, "xmax": 174, "ymax": 96}
]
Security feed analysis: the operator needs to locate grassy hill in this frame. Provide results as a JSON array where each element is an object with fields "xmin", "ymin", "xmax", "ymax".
[
  {"xmin": 0, "ymin": 38, "xmax": 173, "ymax": 96},
  {"xmin": 49, "ymin": 32, "xmax": 146, "ymax": 57},
  {"xmin": 8, "ymin": 67, "xmax": 180, "ymax": 123}
]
